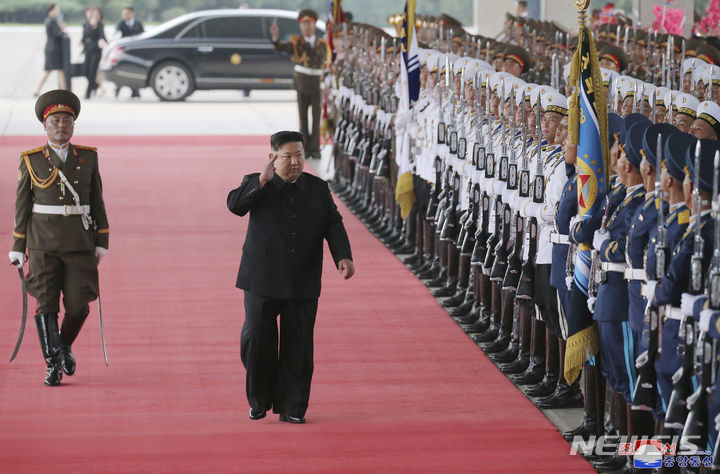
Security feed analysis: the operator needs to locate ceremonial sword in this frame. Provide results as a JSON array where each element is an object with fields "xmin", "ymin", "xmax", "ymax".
[
  {"xmin": 98, "ymin": 292, "xmax": 108, "ymax": 367},
  {"xmin": 9, "ymin": 262, "xmax": 27, "ymax": 363}
]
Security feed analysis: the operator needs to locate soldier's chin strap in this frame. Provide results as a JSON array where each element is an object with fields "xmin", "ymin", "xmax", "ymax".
[{"xmin": 56, "ymin": 169, "xmax": 92, "ymax": 230}]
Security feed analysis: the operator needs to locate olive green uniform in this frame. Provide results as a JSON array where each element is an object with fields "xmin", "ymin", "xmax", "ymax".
[
  {"xmin": 13, "ymin": 143, "xmax": 109, "ymax": 337},
  {"xmin": 272, "ymin": 35, "xmax": 329, "ymax": 155}
]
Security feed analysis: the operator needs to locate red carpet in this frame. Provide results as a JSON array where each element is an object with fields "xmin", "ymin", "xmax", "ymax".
[{"xmin": 0, "ymin": 136, "xmax": 593, "ymax": 472}]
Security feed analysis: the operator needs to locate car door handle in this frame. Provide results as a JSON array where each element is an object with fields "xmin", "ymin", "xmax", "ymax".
[{"xmin": 197, "ymin": 46, "xmax": 214, "ymax": 53}]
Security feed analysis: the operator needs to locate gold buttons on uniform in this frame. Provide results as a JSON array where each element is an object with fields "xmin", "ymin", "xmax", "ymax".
[{"xmin": 59, "ymin": 196, "xmax": 64, "ymax": 201}]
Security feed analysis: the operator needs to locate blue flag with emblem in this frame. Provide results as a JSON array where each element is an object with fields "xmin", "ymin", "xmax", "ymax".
[
  {"xmin": 395, "ymin": 0, "xmax": 420, "ymax": 219},
  {"xmin": 564, "ymin": 20, "xmax": 609, "ymax": 384}
]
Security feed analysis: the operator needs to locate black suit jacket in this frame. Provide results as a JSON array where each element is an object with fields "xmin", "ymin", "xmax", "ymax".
[{"xmin": 227, "ymin": 172, "xmax": 352, "ymax": 299}]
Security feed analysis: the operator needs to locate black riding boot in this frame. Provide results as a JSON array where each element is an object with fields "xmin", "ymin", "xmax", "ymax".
[
  {"xmin": 35, "ymin": 313, "xmax": 63, "ymax": 386},
  {"xmin": 59, "ymin": 312, "xmax": 89, "ymax": 376}
]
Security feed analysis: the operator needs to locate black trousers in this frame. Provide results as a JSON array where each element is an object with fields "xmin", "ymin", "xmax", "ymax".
[
  {"xmin": 297, "ymin": 89, "xmax": 321, "ymax": 155},
  {"xmin": 84, "ymin": 50, "xmax": 102, "ymax": 98},
  {"xmin": 534, "ymin": 263, "xmax": 562, "ymax": 338},
  {"xmin": 241, "ymin": 291, "xmax": 318, "ymax": 417}
]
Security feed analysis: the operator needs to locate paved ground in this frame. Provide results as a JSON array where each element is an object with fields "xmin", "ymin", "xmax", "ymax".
[{"xmin": 0, "ymin": 26, "xmax": 297, "ymax": 135}]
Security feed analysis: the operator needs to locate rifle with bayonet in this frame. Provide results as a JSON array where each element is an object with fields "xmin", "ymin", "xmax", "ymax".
[
  {"xmin": 632, "ymin": 132, "xmax": 666, "ymax": 411},
  {"xmin": 665, "ymin": 140, "xmax": 704, "ymax": 430},
  {"xmin": 682, "ymin": 149, "xmax": 720, "ymax": 452}
]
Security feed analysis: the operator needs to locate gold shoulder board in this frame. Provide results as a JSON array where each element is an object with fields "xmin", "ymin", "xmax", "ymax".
[{"xmin": 20, "ymin": 146, "xmax": 44, "ymax": 156}]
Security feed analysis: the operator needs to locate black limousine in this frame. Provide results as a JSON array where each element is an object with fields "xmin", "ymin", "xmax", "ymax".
[{"xmin": 101, "ymin": 9, "xmax": 325, "ymax": 101}]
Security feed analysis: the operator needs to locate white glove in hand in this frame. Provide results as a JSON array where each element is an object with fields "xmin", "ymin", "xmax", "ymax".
[
  {"xmin": 699, "ymin": 308, "xmax": 714, "ymax": 333},
  {"xmin": 587, "ymin": 296, "xmax": 596, "ymax": 313},
  {"xmin": 565, "ymin": 275, "xmax": 574, "ymax": 291},
  {"xmin": 568, "ymin": 215, "xmax": 580, "ymax": 234},
  {"xmin": 715, "ymin": 412, "xmax": 720, "ymax": 432},
  {"xmin": 680, "ymin": 292, "xmax": 704, "ymax": 317},
  {"xmin": 95, "ymin": 247, "xmax": 107, "ymax": 264},
  {"xmin": 641, "ymin": 280, "xmax": 658, "ymax": 301},
  {"xmin": 8, "ymin": 251, "xmax": 25, "ymax": 269},
  {"xmin": 592, "ymin": 230, "xmax": 609, "ymax": 250}
]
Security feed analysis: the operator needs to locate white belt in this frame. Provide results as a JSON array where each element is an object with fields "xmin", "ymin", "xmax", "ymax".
[
  {"xmin": 624, "ymin": 268, "xmax": 647, "ymax": 281},
  {"xmin": 600, "ymin": 262, "xmax": 626, "ymax": 273},
  {"xmin": 549, "ymin": 232, "xmax": 569, "ymax": 244},
  {"xmin": 32, "ymin": 204, "xmax": 90, "ymax": 216},
  {"xmin": 665, "ymin": 306, "xmax": 684, "ymax": 320},
  {"xmin": 294, "ymin": 65, "xmax": 324, "ymax": 76}
]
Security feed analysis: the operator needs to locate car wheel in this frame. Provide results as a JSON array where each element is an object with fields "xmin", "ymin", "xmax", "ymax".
[
  {"xmin": 243, "ymin": 89, "xmax": 251, "ymax": 97},
  {"xmin": 150, "ymin": 61, "xmax": 194, "ymax": 101}
]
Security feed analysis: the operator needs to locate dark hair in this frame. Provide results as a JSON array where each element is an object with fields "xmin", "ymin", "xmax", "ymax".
[
  {"xmin": 47, "ymin": 4, "xmax": 58, "ymax": 15},
  {"xmin": 271, "ymin": 131, "xmax": 304, "ymax": 151},
  {"xmin": 124, "ymin": 6, "xmax": 134, "ymax": 11}
]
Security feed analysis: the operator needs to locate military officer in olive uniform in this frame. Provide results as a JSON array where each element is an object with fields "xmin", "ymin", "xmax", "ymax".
[
  {"xmin": 270, "ymin": 9, "xmax": 328, "ymax": 158},
  {"xmin": 9, "ymin": 90, "xmax": 109, "ymax": 386}
]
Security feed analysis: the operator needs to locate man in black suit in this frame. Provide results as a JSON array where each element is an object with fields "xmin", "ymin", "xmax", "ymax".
[
  {"xmin": 227, "ymin": 131, "xmax": 354, "ymax": 424},
  {"xmin": 114, "ymin": 6, "xmax": 144, "ymax": 98}
]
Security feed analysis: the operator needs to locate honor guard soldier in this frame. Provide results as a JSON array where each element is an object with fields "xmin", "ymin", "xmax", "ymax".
[
  {"xmin": 270, "ymin": 9, "xmax": 328, "ymax": 158},
  {"xmin": 644, "ymin": 132, "xmax": 693, "ymax": 416},
  {"xmin": 590, "ymin": 115, "xmax": 650, "ymax": 472},
  {"xmin": 9, "ymin": 90, "xmax": 109, "ymax": 386}
]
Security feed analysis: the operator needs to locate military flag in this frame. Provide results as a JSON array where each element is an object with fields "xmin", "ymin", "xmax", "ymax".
[
  {"xmin": 564, "ymin": 16, "xmax": 609, "ymax": 383},
  {"xmin": 395, "ymin": 0, "xmax": 420, "ymax": 218}
]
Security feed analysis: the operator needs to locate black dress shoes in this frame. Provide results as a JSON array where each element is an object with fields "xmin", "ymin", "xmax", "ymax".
[
  {"xmin": 534, "ymin": 383, "xmax": 583, "ymax": 409},
  {"xmin": 279, "ymin": 414, "xmax": 305, "ymax": 424},
  {"xmin": 249, "ymin": 408, "xmax": 266, "ymax": 420}
]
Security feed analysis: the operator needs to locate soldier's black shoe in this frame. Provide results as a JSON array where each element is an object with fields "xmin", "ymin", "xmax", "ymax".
[
  {"xmin": 394, "ymin": 243, "xmax": 415, "ymax": 255},
  {"xmin": 417, "ymin": 266, "xmax": 440, "ymax": 280},
  {"xmin": 592, "ymin": 454, "xmax": 628, "ymax": 472},
  {"xmin": 426, "ymin": 275, "xmax": 446, "ymax": 288},
  {"xmin": 249, "ymin": 408, "xmax": 266, "ymax": 420},
  {"xmin": 462, "ymin": 314, "xmax": 489, "ymax": 332},
  {"xmin": 279, "ymin": 414, "xmax": 305, "ymax": 424},
  {"xmin": 471, "ymin": 325, "xmax": 499, "ymax": 343},
  {"xmin": 442, "ymin": 290, "xmax": 467, "ymax": 308},
  {"xmin": 60, "ymin": 344, "xmax": 76, "ymax": 376},
  {"xmin": 432, "ymin": 285, "xmax": 455, "ymax": 298},
  {"xmin": 481, "ymin": 333, "xmax": 511, "ymax": 354},
  {"xmin": 35, "ymin": 313, "xmax": 62, "ymax": 387},
  {"xmin": 403, "ymin": 254, "xmax": 420, "ymax": 266},
  {"xmin": 562, "ymin": 420, "xmax": 598, "ymax": 441},
  {"xmin": 489, "ymin": 344, "xmax": 519, "ymax": 364},
  {"xmin": 535, "ymin": 383, "xmax": 583, "ymax": 409},
  {"xmin": 500, "ymin": 353, "xmax": 530, "ymax": 375},
  {"xmin": 456, "ymin": 306, "xmax": 481, "ymax": 324},
  {"xmin": 510, "ymin": 361, "xmax": 545, "ymax": 385},
  {"xmin": 450, "ymin": 300, "xmax": 474, "ymax": 318},
  {"xmin": 525, "ymin": 373, "xmax": 559, "ymax": 397}
]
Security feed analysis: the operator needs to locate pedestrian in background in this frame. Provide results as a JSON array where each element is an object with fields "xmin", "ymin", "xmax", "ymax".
[
  {"xmin": 82, "ymin": 6, "xmax": 107, "ymax": 99},
  {"xmin": 114, "ymin": 6, "xmax": 144, "ymax": 98},
  {"xmin": 34, "ymin": 4, "xmax": 67, "ymax": 96}
]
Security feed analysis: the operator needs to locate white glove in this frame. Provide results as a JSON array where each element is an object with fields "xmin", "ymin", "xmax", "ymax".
[
  {"xmin": 715, "ymin": 412, "xmax": 720, "ymax": 432},
  {"xmin": 681, "ymin": 292, "xmax": 704, "ymax": 317},
  {"xmin": 8, "ymin": 251, "xmax": 25, "ymax": 269},
  {"xmin": 641, "ymin": 280, "xmax": 658, "ymax": 301},
  {"xmin": 95, "ymin": 247, "xmax": 107, "ymax": 264},
  {"xmin": 699, "ymin": 308, "xmax": 715, "ymax": 333},
  {"xmin": 592, "ymin": 230, "xmax": 609, "ymax": 250},
  {"xmin": 587, "ymin": 296, "xmax": 596, "ymax": 313},
  {"xmin": 568, "ymin": 215, "xmax": 580, "ymax": 234},
  {"xmin": 565, "ymin": 275, "xmax": 574, "ymax": 291}
]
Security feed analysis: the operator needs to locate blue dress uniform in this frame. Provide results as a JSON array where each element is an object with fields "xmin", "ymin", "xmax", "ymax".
[
  {"xmin": 594, "ymin": 119, "xmax": 651, "ymax": 402},
  {"xmin": 646, "ymin": 132, "xmax": 695, "ymax": 413},
  {"xmin": 595, "ymin": 182, "xmax": 646, "ymax": 401},
  {"xmin": 550, "ymin": 163, "xmax": 578, "ymax": 316},
  {"xmin": 651, "ymin": 139, "xmax": 719, "ymax": 447}
]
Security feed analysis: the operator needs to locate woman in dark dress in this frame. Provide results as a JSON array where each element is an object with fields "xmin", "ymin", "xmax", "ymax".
[
  {"xmin": 34, "ymin": 4, "xmax": 67, "ymax": 96},
  {"xmin": 82, "ymin": 7, "xmax": 107, "ymax": 99}
]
